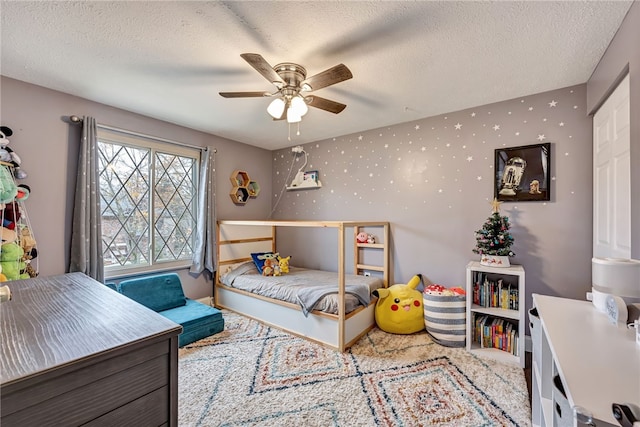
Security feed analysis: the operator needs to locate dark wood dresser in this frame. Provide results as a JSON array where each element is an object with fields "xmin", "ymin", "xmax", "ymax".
[{"xmin": 0, "ymin": 273, "xmax": 182, "ymax": 426}]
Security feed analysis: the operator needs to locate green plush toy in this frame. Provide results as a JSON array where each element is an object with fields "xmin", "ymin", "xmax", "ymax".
[
  {"xmin": 0, "ymin": 242, "xmax": 27, "ymax": 281},
  {"xmin": 372, "ymin": 274, "xmax": 425, "ymax": 334},
  {"xmin": 0, "ymin": 165, "xmax": 17, "ymax": 204}
]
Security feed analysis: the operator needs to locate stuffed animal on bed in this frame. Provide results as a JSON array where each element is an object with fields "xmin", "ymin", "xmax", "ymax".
[
  {"xmin": 278, "ymin": 255, "xmax": 290, "ymax": 274},
  {"xmin": 372, "ymin": 274, "xmax": 425, "ymax": 334}
]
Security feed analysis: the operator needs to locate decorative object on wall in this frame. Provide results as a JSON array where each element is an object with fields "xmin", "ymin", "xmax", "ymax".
[
  {"xmin": 229, "ymin": 169, "xmax": 259, "ymax": 205},
  {"xmin": 219, "ymin": 53, "xmax": 352, "ymax": 139},
  {"xmin": 473, "ymin": 198, "xmax": 515, "ymax": 267},
  {"xmin": 286, "ymin": 146, "xmax": 322, "ymax": 190},
  {"xmin": 495, "ymin": 142, "xmax": 551, "ymax": 201}
]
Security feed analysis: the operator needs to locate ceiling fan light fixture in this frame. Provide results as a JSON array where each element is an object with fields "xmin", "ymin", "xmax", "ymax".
[
  {"xmin": 267, "ymin": 97, "xmax": 286, "ymax": 119},
  {"xmin": 290, "ymin": 95, "xmax": 309, "ymax": 117},
  {"xmin": 287, "ymin": 107, "xmax": 302, "ymax": 123}
]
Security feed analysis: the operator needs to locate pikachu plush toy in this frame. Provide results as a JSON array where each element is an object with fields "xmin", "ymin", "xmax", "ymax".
[{"xmin": 372, "ymin": 274, "xmax": 425, "ymax": 334}]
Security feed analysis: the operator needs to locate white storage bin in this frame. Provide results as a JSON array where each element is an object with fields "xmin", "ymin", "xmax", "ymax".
[
  {"xmin": 553, "ymin": 375, "xmax": 573, "ymax": 427},
  {"xmin": 529, "ymin": 307, "xmax": 541, "ymax": 374}
]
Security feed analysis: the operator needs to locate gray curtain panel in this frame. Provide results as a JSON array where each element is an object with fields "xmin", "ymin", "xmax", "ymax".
[
  {"xmin": 69, "ymin": 116, "xmax": 104, "ymax": 282},
  {"xmin": 190, "ymin": 147, "xmax": 216, "ymax": 275}
]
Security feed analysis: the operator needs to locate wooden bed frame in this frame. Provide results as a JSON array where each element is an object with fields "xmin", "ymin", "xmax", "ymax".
[{"xmin": 215, "ymin": 220, "xmax": 390, "ymax": 351}]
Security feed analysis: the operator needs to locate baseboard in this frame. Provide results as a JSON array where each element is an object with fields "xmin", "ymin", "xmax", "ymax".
[{"xmin": 196, "ymin": 296, "xmax": 213, "ymax": 307}]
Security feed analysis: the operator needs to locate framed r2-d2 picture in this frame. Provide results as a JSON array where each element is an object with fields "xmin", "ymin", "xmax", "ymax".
[{"xmin": 494, "ymin": 143, "xmax": 551, "ymax": 202}]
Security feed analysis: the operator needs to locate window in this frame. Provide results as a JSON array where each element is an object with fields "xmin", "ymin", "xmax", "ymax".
[{"xmin": 97, "ymin": 128, "xmax": 200, "ymax": 277}]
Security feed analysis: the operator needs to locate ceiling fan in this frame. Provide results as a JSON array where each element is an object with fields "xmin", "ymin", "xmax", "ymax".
[{"xmin": 219, "ymin": 53, "xmax": 353, "ymax": 123}]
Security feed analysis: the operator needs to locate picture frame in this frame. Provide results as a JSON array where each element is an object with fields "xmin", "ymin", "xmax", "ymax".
[{"xmin": 494, "ymin": 143, "xmax": 551, "ymax": 202}]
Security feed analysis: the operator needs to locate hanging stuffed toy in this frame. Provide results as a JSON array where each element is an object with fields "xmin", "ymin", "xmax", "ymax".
[
  {"xmin": 0, "ymin": 126, "xmax": 27, "ymax": 179},
  {"xmin": 372, "ymin": 274, "xmax": 425, "ymax": 334},
  {"xmin": 0, "ymin": 166, "xmax": 17, "ymax": 204}
]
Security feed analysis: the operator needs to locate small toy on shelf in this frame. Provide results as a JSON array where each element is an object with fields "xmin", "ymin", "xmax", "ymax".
[
  {"xmin": 356, "ymin": 232, "xmax": 377, "ymax": 244},
  {"xmin": 356, "ymin": 232, "xmax": 368, "ymax": 243}
]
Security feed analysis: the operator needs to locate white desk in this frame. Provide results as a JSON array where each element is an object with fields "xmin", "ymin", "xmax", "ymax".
[{"xmin": 532, "ymin": 294, "xmax": 639, "ymax": 427}]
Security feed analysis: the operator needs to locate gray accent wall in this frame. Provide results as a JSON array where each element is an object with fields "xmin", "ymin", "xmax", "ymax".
[
  {"xmin": 272, "ymin": 84, "xmax": 593, "ymax": 318},
  {"xmin": 3, "ymin": 0, "xmax": 637, "ymax": 317},
  {"xmin": 0, "ymin": 76, "xmax": 273, "ymax": 299}
]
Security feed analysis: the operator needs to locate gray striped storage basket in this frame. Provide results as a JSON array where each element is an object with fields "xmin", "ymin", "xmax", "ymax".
[{"xmin": 423, "ymin": 293, "xmax": 466, "ymax": 347}]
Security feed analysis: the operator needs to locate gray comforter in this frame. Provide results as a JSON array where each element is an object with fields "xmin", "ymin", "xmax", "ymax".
[{"xmin": 220, "ymin": 261, "xmax": 383, "ymax": 316}]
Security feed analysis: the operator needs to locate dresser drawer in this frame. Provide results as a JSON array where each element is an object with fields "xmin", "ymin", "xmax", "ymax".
[{"xmin": 2, "ymin": 353, "xmax": 169, "ymax": 426}]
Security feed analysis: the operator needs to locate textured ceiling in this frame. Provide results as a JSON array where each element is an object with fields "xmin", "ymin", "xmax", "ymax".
[{"xmin": 0, "ymin": 1, "xmax": 632, "ymax": 150}]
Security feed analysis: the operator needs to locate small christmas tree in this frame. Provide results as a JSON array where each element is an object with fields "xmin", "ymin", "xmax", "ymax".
[{"xmin": 472, "ymin": 198, "xmax": 515, "ymax": 257}]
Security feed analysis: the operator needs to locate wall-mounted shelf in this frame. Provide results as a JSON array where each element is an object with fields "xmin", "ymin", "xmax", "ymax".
[
  {"xmin": 230, "ymin": 187, "xmax": 249, "ymax": 204},
  {"xmin": 230, "ymin": 170, "xmax": 250, "ymax": 188},
  {"xmin": 229, "ymin": 170, "xmax": 258, "ymax": 205},
  {"xmin": 287, "ymin": 170, "xmax": 322, "ymax": 191},
  {"xmin": 247, "ymin": 181, "xmax": 260, "ymax": 198},
  {"xmin": 286, "ymin": 182, "xmax": 322, "ymax": 191}
]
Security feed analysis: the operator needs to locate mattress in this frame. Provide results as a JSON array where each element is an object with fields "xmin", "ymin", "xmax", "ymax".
[{"xmin": 220, "ymin": 261, "xmax": 384, "ymax": 315}]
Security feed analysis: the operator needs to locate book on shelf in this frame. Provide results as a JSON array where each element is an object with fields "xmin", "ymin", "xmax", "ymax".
[
  {"xmin": 472, "ymin": 314, "xmax": 519, "ymax": 356},
  {"xmin": 472, "ymin": 272, "xmax": 518, "ymax": 310}
]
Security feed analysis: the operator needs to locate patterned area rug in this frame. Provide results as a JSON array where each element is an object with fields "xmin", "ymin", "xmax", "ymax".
[{"xmin": 178, "ymin": 311, "xmax": 531, "ymax": 427}]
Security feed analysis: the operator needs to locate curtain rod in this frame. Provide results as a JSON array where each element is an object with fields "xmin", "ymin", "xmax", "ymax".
[{"xmin": 69, "ymin": 115, "xmax": 216, "ymax": 153}]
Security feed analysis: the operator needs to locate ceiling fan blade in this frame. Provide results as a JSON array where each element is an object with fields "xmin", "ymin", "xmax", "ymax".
[
  {"xmin": 219, "ymin": 91, "xmax": 270, "ymax": 98},
  {"xmin": 306, "ymin": 95, "xmax": 347, "ymax": 114},
  {"xmin": 301, "ymin": 64, "xmax": 352, "ymax": 91},
  {"xmin": 240, "ymin": 53, "xmax": 285, "ymax": 87}
]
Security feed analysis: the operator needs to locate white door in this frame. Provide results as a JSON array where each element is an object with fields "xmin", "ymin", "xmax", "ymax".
[{"xmin": 593, "ymin": 74, "xmax": 631, "ymax": 258}]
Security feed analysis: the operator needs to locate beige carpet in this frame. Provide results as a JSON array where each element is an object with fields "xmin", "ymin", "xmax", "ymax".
[{"xmin": 178, "ymin": 311, "xmax": 531, "ymax": 427}]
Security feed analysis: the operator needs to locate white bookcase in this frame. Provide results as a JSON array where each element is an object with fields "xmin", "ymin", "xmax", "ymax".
[{"xmin": 465, "ymin": 261, "xmax": 525, "ymax": 368}]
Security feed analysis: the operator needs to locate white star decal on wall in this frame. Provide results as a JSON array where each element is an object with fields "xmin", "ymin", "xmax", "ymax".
[
  {"xmin": 466, "ymin": 156, "xmax": 473, "ymax": 162},
  {"xmin": 493, "ymin": 125, "xmax": 500, "ymax": 131},
  {"xmin": 537, "ymin": 134, "xmax": 546, "ymax": 141},
  {"xmin": 559, "ymin": 122, "xmax": 565, "ymax": 127},
  {"xmin": 515, "ymin": 132, "xmax": 520, "ymax": 136},
  {"xmin": 549, "ymin": 100, "xmax": 558, "ymax": 107},
  {"xmin": 455, "ymin": 123, "xmax": 462, "ymax": 130},
  {"xmin": 358, "ymin": 135, "xmax": 363, "ymax": 140},
  {"xmin": 471, "ymin": 112, "xmax": 476, "ymax": 117},
  {"xmin": 477, "ymin": 176, "xmax": 482, "ymax": 181},
  {"xmin": 528, "ymin": 107, "xmax": 534, "ymax": 111},
  {"xmin": 415, "ymin": 125, "xmax": 420, "ymax": 130}
]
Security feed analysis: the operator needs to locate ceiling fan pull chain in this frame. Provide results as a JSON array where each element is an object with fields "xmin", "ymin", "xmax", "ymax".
[
  {"xmin": 296, "ymin": 122, "xmax": 300, "ymax": 136},
  {"xmin": 288, "ymin": 123, "xmax": 291, "ymax": 141}
]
